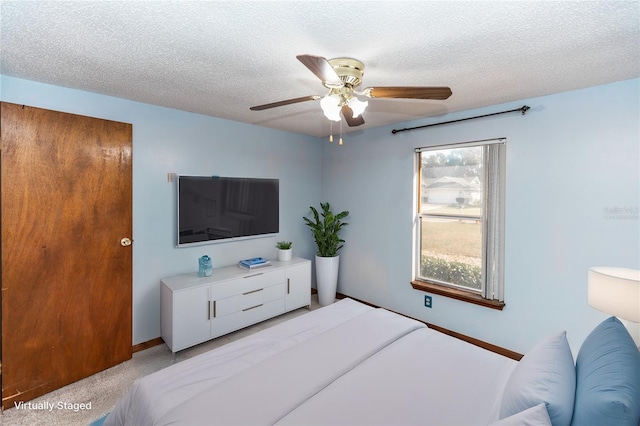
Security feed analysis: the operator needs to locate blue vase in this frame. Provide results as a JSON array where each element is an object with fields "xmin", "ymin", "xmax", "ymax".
[{"xmin": 198, "ymin": 255, "xmax": 213, "ymax": 277}]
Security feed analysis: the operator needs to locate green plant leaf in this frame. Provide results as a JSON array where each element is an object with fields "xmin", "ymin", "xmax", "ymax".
[
  {"xmin": 303, "ymin": 202, "xmax": 349, "ymax": 257},
  {"xmin": 276, "ymin": 241, "xmax": 292, "ymax": 249}
]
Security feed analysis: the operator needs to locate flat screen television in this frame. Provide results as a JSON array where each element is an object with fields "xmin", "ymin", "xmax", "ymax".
[{"xmin": 177, "ymin": 175, "xmax": 279, "ymax": 247}]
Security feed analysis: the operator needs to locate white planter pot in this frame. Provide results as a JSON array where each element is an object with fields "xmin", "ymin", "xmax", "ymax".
[
  {"xmin": 315, "ymin": 255, "xmax": 339, "ymax": 306},
  {"xmin": 277, "ymin": 248, "xmax": 292, "ymax": 262}
]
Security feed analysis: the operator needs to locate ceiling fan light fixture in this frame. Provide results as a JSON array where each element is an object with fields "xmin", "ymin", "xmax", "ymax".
[
  {"xmin": 347, "ymin": 97, "xmax": 368, "ymax": 118},
  {"xmin": 249, "ymin": 54, "xmax": 452, "ymax": 131},
  {"xmin": 320, "ymin": 94, "xmax": 342, "ymax": 121}
]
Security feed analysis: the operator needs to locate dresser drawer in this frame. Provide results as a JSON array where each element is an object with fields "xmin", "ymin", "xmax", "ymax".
[
  {"xmin": 211, "ymin": 297, "xmax": 285, "ymax": 338},
  {"xmin": 161, "ymin": 258, "xmax": 310, "ymax": 352},
  {"xmin": 211, "ymin": 269, "xmax": 285, "ymax": 300},
  {"xmin": 215, "ymin": 282, "xmax": 285, "ymax": 317}
]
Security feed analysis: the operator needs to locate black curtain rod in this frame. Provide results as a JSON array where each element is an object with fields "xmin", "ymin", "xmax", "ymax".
[{"xmin": 391, "ymin": 105, "xmax": 530, "ymax": 135}]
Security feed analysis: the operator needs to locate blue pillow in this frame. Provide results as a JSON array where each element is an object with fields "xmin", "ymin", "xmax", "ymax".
[
  {"xmin": 572, "ymin": 316, "xmax": 640, "ymax": 426},
  {"xmin": 500, "ymin": 331, "xmax": 576, "ymax": 426}
]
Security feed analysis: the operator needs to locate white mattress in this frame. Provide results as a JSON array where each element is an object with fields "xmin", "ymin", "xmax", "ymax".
[{"xmin": 105, "ymin": 298, "xmax": 517, "ymax": 426}]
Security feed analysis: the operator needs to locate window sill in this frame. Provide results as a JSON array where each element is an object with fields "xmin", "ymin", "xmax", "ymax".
[{"xmin": 411, "ymin": 280, "xmax": 505, "ymax": 311}]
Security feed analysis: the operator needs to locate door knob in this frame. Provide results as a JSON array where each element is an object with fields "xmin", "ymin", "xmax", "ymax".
[{"xmin": 120, "ymin": 237, "xmax": 132, "ymax": 247}]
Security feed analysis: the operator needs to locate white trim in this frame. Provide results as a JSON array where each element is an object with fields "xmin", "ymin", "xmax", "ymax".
[{"xmin": 414, "ymin": 137, "xmax": 506, "ymax": 153}]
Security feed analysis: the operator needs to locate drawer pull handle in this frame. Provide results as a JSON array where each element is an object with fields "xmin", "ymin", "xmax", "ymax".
[
  {"xmin": 243, "ymin": 304, "xmax": 263, "ymax": 312},
  {"xmin": 287, "ymin": 278, "xmax": 290, "ymax": 294},
  {"xmin": 243, "ymin": 272, "xmax": 264, "ymax": 278},
  {"xmin": 243, "ymin": 288, "xmax": 264, "ymax": 295},
  {"xmin": 208, "ymin": 301, "xmax": 211, "ymax": 320},
  {"xmin": 213, "ymin": 300, "xmax": 217, "ymax": 318}
]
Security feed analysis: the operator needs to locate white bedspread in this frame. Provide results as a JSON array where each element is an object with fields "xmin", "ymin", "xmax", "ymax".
[
  {"xmin": 105, "ymin": 298, "xmax": 373, "ymax": 426},
  {"xmin": 106, "ymin": 298, "xmax": 517, "ymax": 426},
  {"xmin": 157, "ymin": 308, "xmax": 425, "ymax": 425},
  {"xmin": 276, "ymin": 327, "xmax": 517, "ymax": 426}
]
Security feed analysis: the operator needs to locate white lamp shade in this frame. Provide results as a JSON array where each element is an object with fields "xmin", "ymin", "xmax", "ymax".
[
  {"xmin": 347, "ymin": 97, "xmax": 368, "ymax": 118},
  {"xmin": 588, "ymin": 267, "xmax": 640, "ymax": 322},
  {"xmin": 320, "ymin": 95, "xmax": 341, "ymax": 121}
]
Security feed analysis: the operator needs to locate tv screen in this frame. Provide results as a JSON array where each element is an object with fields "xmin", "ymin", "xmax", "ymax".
[{"xmin": 177, "ymin": 176, "xmax": 279, "ymax": 247}]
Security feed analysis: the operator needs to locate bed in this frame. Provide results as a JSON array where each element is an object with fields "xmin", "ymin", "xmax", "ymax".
[{"xmin": 104, "ymin": 298, "xmax": 640, "ymax": 426}]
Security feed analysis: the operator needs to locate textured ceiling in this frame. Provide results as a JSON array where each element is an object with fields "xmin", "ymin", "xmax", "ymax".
[{"xmin": 1, "ymin": 1, "xmax": 638, "ymax": 137}]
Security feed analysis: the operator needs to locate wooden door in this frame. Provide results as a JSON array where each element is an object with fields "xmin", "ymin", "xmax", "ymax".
[{"xmin": 1, "ymin": 102, "xmax": 133, "ymax": 409}]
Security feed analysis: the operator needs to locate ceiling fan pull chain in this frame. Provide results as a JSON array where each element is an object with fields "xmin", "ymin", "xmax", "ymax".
[
  {"xmin": 339, "ymin": 120, "xmax": 343, "ymax": 146},
  {"xmin": 329, "ymin": 121, "xmax": 333, "ymax": 143}
]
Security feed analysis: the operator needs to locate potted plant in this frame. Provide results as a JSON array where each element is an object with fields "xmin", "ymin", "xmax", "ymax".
[
  {"xmin": 303, "ymin": 202, "xmax": 349, "ymax": 306},
  {"xmin": 276, "ymin": 241, "xmax": 293, "ymax": 262}
]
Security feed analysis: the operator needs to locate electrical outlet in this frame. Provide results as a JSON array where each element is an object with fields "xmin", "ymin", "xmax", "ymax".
[{"xmin": 424, "ymin": 295, "xmax": 432, "ymax": 308}]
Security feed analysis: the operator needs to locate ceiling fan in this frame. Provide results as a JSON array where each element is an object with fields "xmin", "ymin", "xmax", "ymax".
[{"xmin": 250, "ymin": 54, "xmax": 452, "ymax": 127}]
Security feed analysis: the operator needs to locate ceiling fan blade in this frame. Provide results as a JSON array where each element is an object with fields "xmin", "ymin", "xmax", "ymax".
[
  {"xmin": 296, "ymin": 54, "xmax": 342, "ymax": 86},
  {"xmin": 342, "ymin": 105, "xmax": 365, "ymax": 127},
  {"xmin": 250, "ymin": 95, "xmax": 319, "ymax": 111},
  {"xmin": 366, "ymin": 86, "xmax": 452, "ymax": 100}
]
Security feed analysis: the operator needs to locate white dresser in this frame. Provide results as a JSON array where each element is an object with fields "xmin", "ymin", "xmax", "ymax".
[{"xmin": 161, "ymin": 257, "xmax": 311, "ymax": 352}]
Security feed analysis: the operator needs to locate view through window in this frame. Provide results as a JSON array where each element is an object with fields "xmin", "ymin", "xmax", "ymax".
[{"xmin": 416, "ymin": 140, "xmax": 505, "ymax": 300}]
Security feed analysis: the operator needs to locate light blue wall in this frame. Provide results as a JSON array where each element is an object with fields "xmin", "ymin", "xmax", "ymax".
[
  {"xmin": 322, "ymin": 78, "xmax": 640, "ymax": 355},
  {"xmin": 0, "ymin": 75, "xmax": 322, "ymax": 344},
  {"xmin": 3, "ymin": 75, "xmax": 638, "ymax": 355}
]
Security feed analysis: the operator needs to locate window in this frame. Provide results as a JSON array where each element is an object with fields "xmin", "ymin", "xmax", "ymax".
[{"xmin": 413, "ymin": 139, "xmax": 505, "ymax": 309}]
